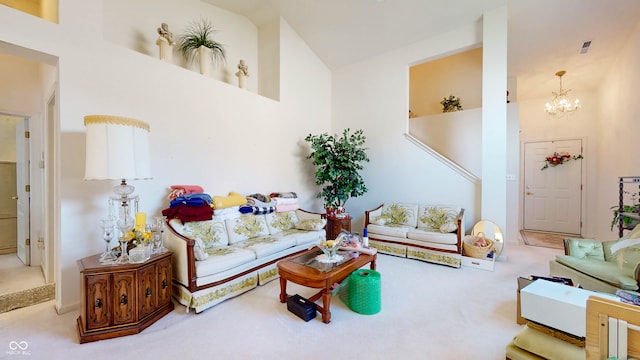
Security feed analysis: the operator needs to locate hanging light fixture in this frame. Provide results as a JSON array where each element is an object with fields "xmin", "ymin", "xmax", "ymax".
[{"xmin": 544, "ymin": 70, "xmax": 580, "ymax": 117}]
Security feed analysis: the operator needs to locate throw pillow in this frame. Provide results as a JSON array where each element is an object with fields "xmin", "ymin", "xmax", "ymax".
[
  {"xmin": 419, "ymin": 206, "xmax": 458, "ymax": 233},
  {"xmin": 180, "ymin": 218, "xmax": 229, "ymax": 248},
  {"xmin": 296, "ymin": 218, "xmax": 327, "ymax": 231},
  {"xmin": 380, "ymin": 203, "xmax": 417, "ymax": 226},
  {"xmin": 225, "ymin": 214, "xmax": 269, "ymax": 244},
  {"xmin": 266, "ymin": 211, "xmax": 298, "ymax": 234}
]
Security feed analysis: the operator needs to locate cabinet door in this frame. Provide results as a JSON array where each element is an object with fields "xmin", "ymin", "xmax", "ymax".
[
  {"xmin": 138, "ymin": 263, "xmax": 157, "ymax": 319},
  {"xmin": 156, "ymin": 257, "xmax": 172, "ymax": 307},
  {"xmin": 85, "ymin": 274, "xmax": 111, "ymax": 330},
  {"xmin": 112, "ymin": 271, "xmax": 136, "ymax": 325}
]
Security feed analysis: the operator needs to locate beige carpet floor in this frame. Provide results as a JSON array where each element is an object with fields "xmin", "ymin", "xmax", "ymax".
[
  {"xmin": 0, "ymin": 242, "xmax": 564, "ymax": 360},
  {"xmin": 520, "ymin": 230, "xmax": 579, "ymax": 250}
]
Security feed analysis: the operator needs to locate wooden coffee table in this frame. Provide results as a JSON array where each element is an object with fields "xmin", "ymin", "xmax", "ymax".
[{"xmin": 278, "ymin": 247, "xmax": 377, "ymax": 323}]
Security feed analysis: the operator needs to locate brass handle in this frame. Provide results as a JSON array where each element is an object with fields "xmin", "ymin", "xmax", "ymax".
[
  {"xmin": 95, "ymin": 298, "xmax": 102, "ymax": 309},
  {"xmin": 120, "ymin": 294, "xmax": 128, "ymax": 305},
  {"xmin": 11, "ymin": 196, "xmax": 18, "ymax": 200},
  {"xmin": 525, "ymin": 191, "xmax": 534, "ymax": 195},
  {"xmin": 146, "ymin": 287, "xmax": 151, "ymax": 297}
]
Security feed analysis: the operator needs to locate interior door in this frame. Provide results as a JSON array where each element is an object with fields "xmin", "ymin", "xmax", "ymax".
[
  {"xmin": 16, "ymin": 119, "xmax": 30, "ymax": 265},
  {"xmin": 523, "ymin": 139, "xmax": 582, "ymax": 234}
]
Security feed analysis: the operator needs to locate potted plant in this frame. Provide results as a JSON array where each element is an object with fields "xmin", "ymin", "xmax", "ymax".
[
  {"xmin": 610, "ymin": 203, "xmax": 640, "ymax": 231},
  {"xmin": 178, "ymin": 18, "xmax": 226, "ymax": 75},
  {"xmin": 304, "ymin": 129, "xmax": 369, "ymax": 218},
  {"xmin": 440, "ymin": 94, "xmax": 463, "ymax": 112}
]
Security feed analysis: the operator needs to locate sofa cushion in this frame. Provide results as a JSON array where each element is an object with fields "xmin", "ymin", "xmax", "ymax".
[
  {"xmin": 511, "ymin": 326, "xmax": 584, "ymax": 360},
  {"xmin": 406, "ymin": 228, "xmax": 458, "ymax": 245},
  {"xmin": 171, "ymin": 218, "xmax": 229, "ymax": 248},
  {"xmin": 377, "ymin": 203, "xmax": 418, "ymax": 227},
  {"xmin": 417, "ymin": 205, "xmax": 459, "ymax": 233},
  {"xmin": 555, "ymin": 255, "xmax": 639, "ymax": 290},
  {"xmin": 296, "ymin": 218, "xmax": 326, "ymax": 231},
  {"xmin": 195, "ymin": 247, "xmax": 256, "ymax": 277},
  {"xmin": 368, "ymin": 223, "xmax": 413, "ymax": 238},
  {"xmin": 225, "ymin": 214, "xmax": 270, "ymax": 244},
  {"xmin": 265, "ymin": 211, "xmax": 298, "ymax": 235},
  {"xmin": 287, "ymin": 229, "xmax": 324, "ymax": 246},
  {"xmin": 231, "ymin": 235, "xmax": 297, "ymax": 258},
  {"xmin": 565, "ymin": 238, "xmax": 605, "ymax": 261}
]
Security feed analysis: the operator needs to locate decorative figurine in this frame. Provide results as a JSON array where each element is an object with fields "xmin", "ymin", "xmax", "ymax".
[
  {"xmin": 236, "ymin": 59, "xmax": 249, "ymax": 89},
  {"xmin": 156, "ymin": 22, "xmax": 175, "ymax": 63},
  {"xmin": 157, "ymin": 22, "xmax": 174, "ymax": 45}
]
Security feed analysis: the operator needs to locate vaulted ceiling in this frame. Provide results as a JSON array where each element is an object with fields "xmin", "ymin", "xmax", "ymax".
[{"xmin": 203, "ymin": 0, "xmax": 640, "ymax": 101}]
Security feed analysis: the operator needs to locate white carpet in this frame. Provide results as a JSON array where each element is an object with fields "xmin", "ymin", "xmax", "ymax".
[{"xmin": 0, "ymin": 242, "xmax": 561, "ymax": 360}]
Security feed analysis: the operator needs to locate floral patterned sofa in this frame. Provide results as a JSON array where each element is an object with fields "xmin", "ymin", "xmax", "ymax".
[
  {"xmin": 164, "ymin": 209, "xmax": 325, "ymax": 313},
  {"xmin": 365, "ymin": 203, "xmax": 465, "ymax": 268}
]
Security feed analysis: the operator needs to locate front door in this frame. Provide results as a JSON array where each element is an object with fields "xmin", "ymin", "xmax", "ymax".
[{"xmin": 523, "ymin": 139, "xmax": 583, "ymax": 234}]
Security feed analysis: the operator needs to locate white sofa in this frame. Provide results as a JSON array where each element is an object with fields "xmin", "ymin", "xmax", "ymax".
[
  {"xmin": 365, "ymin": 203, "xmax": 465, "ymax": 268},
  {"xmin": 164, "ymin": 209, "xmax": 325, "ymax": 313}
]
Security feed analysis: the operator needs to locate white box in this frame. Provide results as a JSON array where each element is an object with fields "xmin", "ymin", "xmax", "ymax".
[
  {"xmin": 520, "ymin": 279, "xmax": 618, "ymax": 337},
  {"xmin": 461, "ymin": 255, "xmax": 495, "ymax": 271}
]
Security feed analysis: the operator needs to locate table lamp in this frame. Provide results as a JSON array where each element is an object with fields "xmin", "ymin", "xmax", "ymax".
[{"xmin": 84, "ymin": 115, "xmax": 152, "ymax": 238}]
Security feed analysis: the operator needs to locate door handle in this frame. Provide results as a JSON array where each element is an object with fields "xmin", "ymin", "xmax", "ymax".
[
  {"xmin": 525, "ymin": 191, "xmax": 534, "ymax": 196},
  {"xmin": 11, "ymin": 196, "xmax": 18, "ymax": 200}
]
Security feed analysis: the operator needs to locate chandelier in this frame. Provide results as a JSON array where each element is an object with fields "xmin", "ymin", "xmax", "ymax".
[{"xmin": 544, "ymin": 70, "xmax": 580, "ymax": 117}]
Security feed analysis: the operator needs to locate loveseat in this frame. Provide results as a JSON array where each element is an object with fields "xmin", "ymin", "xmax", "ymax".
[
  {"xmin": 549, "ymin": 234, "xmax": 640, "ymax": 294},
  {"xmin": 164, "ymin": 209, "xmax": 325, "ymax": 313},
  {"xmin": 364, "ymin": 203, "xmax": 465, "ymax": 268}
]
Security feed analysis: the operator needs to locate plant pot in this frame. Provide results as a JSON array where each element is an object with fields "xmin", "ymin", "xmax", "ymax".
[{"xmin": 197, "ymin": 45, "xmax": 212, "ymax": 76}]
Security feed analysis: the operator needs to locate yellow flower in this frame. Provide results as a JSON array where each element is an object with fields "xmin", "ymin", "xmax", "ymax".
[{"xmin": 123, "ymin": 231, "xmax": 135, "ymax": 241}]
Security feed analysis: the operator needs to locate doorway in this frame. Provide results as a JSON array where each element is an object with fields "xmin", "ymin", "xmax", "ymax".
[
  {"xmin": 522, "ymin": 139, "xmax": 583, "ymax": 235},
  {"xmin": 0, "ymin": 111, "xmax": 52, "ymax": 312}
]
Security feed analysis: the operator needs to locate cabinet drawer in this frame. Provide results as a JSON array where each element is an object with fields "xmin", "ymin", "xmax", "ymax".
[
  {"xmin": 156, "ymin": 257, "xmax": 172, "ymax": 307},
  {"xmin": 138, "ymin": 263, "xmax": 157, "ymax": 319},
  {"xmin": 85, "ymin": 274, "xmax": 111, "ymax": 330},
  {"xmin": 112, "ymin": 272, "xmax": 136, "ymax": 325}
]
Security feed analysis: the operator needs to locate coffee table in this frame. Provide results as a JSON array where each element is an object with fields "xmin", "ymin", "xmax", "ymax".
[{"xmin": 278, "ymin": 247, "xmax": 377, "ymax": 323}]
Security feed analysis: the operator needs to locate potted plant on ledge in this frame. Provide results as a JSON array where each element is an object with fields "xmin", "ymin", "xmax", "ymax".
[
  {"xmin": 178, "ymin": 18, "xmax": 226, "ymax": 76},
  {"xmin": 304, "ymin": 128, "xmax": 369, "ymax": 219}
]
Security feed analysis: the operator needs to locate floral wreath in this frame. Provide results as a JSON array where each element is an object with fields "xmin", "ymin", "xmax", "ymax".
[{"xmin": 541, "ymin": 152, "xmax": 583, "ymax": 170}]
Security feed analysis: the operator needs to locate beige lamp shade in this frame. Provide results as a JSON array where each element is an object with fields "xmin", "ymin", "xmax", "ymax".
[{"xmin": 84, "ymin": 115, "xmax": 152, "ymax": 181}]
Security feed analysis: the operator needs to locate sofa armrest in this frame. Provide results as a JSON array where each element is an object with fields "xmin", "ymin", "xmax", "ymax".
[
  {"xmin": 365, "ymin": 204, "xmax": 384, "ymax": 226},
  {"xmin": 455, "ymin": 208, "xmax": 465, "ymax": 252},
  {"xmin": 165, "ymin": 220, "xmax": 197, "ymax": 291},
  {"xmin": 562, "ymin": 238, "xmax": 606, "ymax": 261}
]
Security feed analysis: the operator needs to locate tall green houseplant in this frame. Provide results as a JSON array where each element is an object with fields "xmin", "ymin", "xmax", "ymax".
[{"xmin": 304, "ymin": 129, "xmax": 369, "ymax": 213}]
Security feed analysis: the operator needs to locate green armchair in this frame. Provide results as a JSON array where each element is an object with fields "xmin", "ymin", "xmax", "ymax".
[{"xmin": 549, "ymin": 235, "xmax": 640, "ymax": 294}]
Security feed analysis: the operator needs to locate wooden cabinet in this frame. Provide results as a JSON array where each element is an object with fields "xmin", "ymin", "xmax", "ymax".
[
  {"xmin": 77, "ymin": 251, "xmax": 174, "ymax": 343},
  {"xmin": 326, "ymin": 217, "xmax": 351, "ymax": 240}
]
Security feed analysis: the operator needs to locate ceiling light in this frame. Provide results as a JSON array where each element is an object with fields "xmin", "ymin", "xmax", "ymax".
[{"xmin": 544, "ymin": 70, "xmax": 580, "ymax": 117}]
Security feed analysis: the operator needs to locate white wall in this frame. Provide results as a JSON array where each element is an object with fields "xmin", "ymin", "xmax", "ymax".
[
  {"xmin": 409, "ymin": 47, "xmax": 482, "ymax": 117},
  {"xmin": 332, "ymin": 20, "xmax": 488, "ymax": 235},
  {"xmin": 519, "ymin": 91, "xmax": 599, "ymax": 239},
  {"xmin": 595, "ymin": 22, "xmax": 640, "ymax": 240},
  {"xmin": 0, "ymin": 0, "xmax": 331, "ymax": 312},
  {"xmin": 103, "ymin": 0, "xmax": 259, "ymax": 93},
  {"xmin": 330, "ymin": 8, "xmax": 510, "ymax": 241}
]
